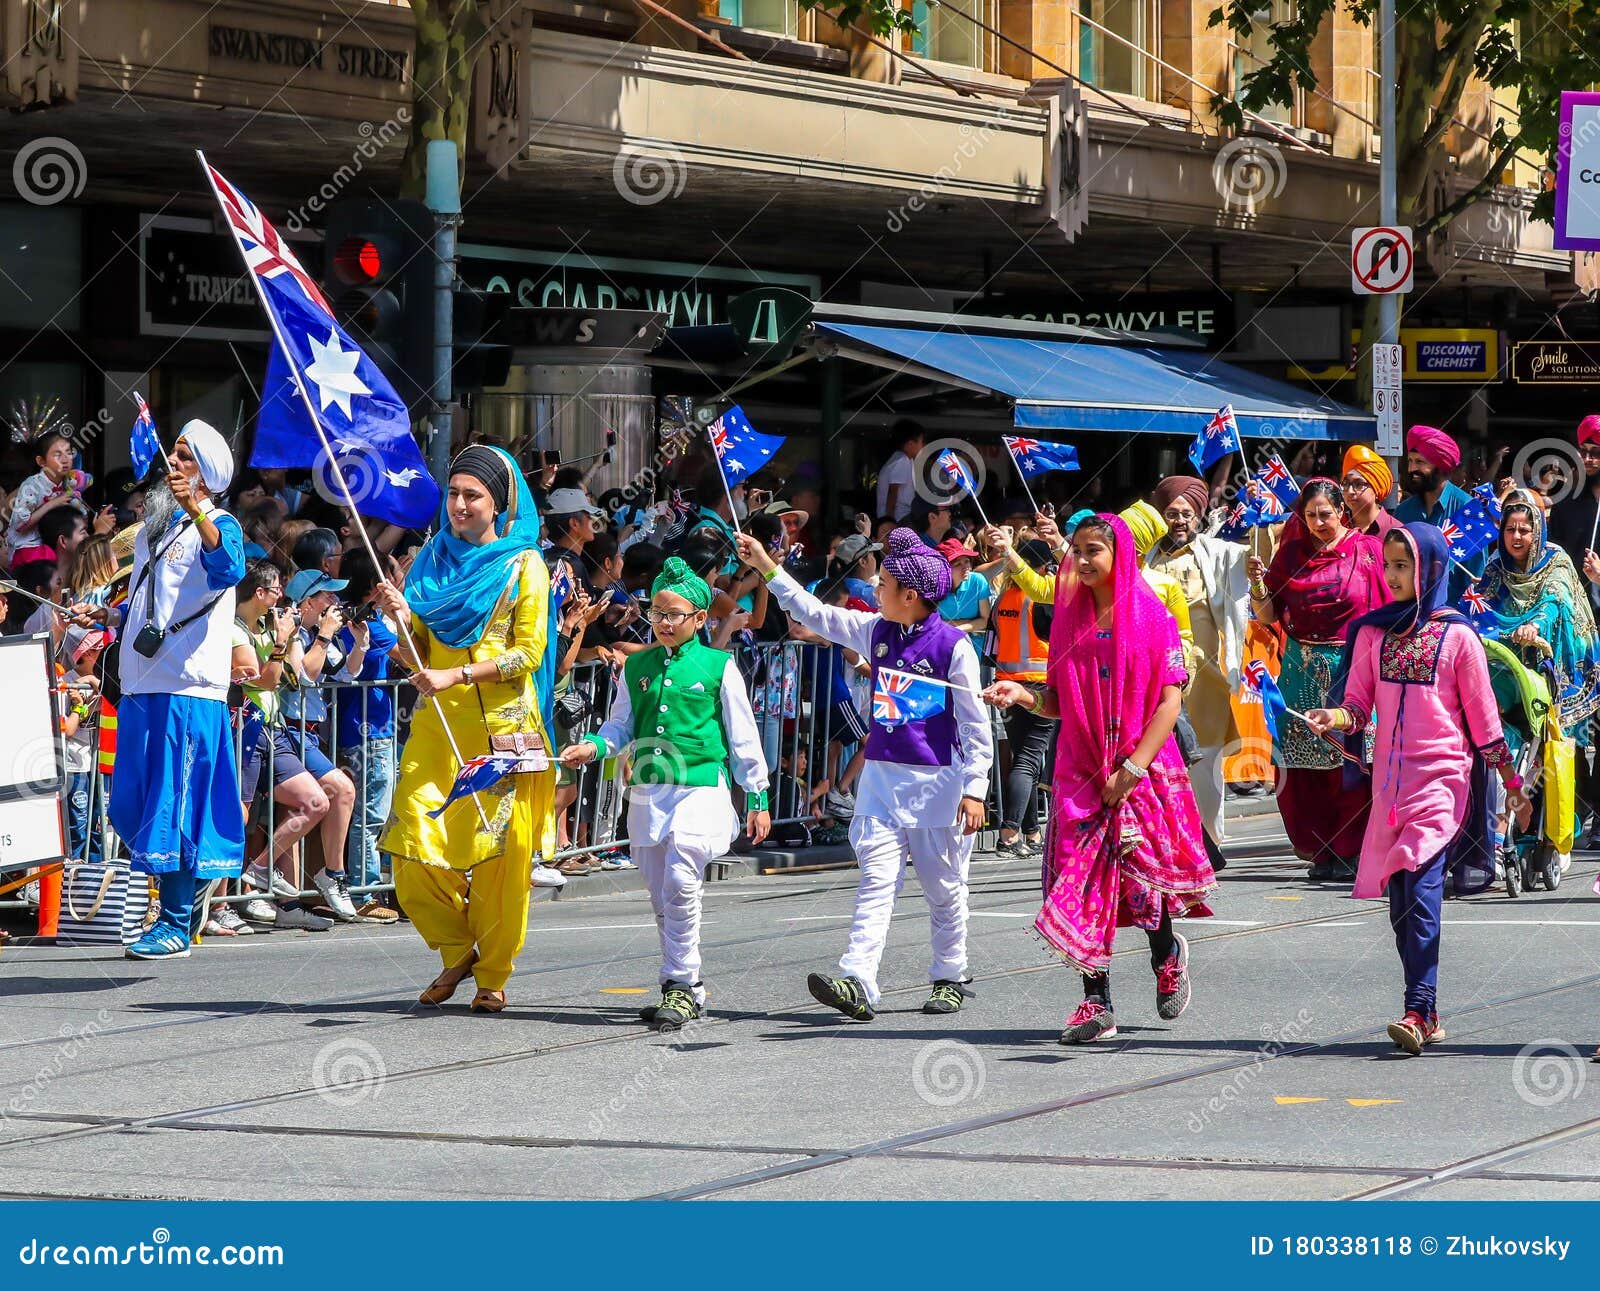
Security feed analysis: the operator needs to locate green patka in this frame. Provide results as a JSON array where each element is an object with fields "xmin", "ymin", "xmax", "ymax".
[{"xmin": 621, "ymin": 636, "xmax": 733, "ymax": 788}]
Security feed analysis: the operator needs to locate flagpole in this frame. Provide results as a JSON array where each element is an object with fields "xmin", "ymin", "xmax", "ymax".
[
  {"xmin": 196, "ymin": 151, "xmax": 490, "ymax": 828},
  {"xmin": 0, "ymin": 579, "xmax": 73, "ymax": 618},
  {"xmin": 1003, "ymin": 441, "xmax": 1043, "ymax": 517}
]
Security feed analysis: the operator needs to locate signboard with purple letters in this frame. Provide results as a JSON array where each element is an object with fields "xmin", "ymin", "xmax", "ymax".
[{"xmin": 1554, "ymin": 90, "xmax": 1600, "ymax": 252}]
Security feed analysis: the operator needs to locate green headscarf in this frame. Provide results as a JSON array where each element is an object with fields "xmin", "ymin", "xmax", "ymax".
[{"xmin": 651, "ymin": 556, "xmax": 712, "ymax": 610}]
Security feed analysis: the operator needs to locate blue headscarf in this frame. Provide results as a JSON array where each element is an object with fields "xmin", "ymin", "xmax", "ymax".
[
  {"xmin": 404, "ymin": 446, "xmax": 557, "ymax": 730},
  {"xmin": 1332, "ymin": 520, "xmax": 1459, "ymax": 684},
  {"xmin": 1469, "ymin": 488, "xmax": 1600, "ymax": 727}
]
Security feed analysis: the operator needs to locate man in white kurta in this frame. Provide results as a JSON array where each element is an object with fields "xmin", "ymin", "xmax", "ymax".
[{"xmin": 79, "ymin": 421, "xmax": 246, "ymax": 960}]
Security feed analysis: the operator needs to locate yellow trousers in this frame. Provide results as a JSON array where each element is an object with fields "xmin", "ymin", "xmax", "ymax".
[{"xmin": 396, "ymin": 849, "xmax": 531, "ymax": 992}]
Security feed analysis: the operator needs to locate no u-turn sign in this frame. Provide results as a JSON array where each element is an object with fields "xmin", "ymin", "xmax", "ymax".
[{"xmin": 1351, "ymin": 225, "xmax": 1413, "ymax": 295}]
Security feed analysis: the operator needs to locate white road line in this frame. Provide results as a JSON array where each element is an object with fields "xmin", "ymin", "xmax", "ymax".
[
  {"xmin": 968, "ymin": 911, "xmax": 1035, "ymax": 919},
  {"xmin": 1442, "ymin": 919, "xmax": 1600, "ymax": 927},
  {"xmin": 538, "ymin": 922, "xmax": 700, "ymax": 932},
  {"xmin": 1198, "ymin": 919, "xmax": 1265, "ymax": 927}
]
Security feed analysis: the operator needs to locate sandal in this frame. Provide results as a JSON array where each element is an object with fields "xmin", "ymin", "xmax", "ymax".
[
  {"xmin": 470, "ymin": 988, "xmax": 507, "ymax": 1014},
  {"xmin": 418, "ymin": 952, "xmax": 478, "ymax": 1006}
]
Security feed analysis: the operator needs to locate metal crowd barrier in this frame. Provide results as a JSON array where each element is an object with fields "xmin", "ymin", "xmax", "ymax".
[{"xmin": 3, "ymin": 636, "xmax": 1028, "ymax": 922}]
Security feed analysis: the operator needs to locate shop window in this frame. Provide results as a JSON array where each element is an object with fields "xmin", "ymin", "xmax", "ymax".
[
  {"xmin": 1232, "ymin": 1, "xmax": 1295, "ymax": 124},
  {"xmin": 723, "ymin": 0, "xmax": 799, "ymax": 38},
  {"xmin": 910, "ymin": 0, "xmax": 988, "ymax": 70},
  {"xmin": 1078, "ymin": 0, "xmax": 1153, "ymax": 100},
  {"xmin": 0, "ymin": 204, "xmax": 81, "ymax": 332}
]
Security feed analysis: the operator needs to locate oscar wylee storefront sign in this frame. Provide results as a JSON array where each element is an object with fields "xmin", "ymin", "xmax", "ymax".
[
  {"xmin": 132, "ymin": 222, "xmax": 818, "ymax": 350},
  {"xmin": 457, "ymin": 245, "xmax": 819, "ymax": 329},
  {"xmin": 962, "ymin": 293, "xmax": 1233, "ymax": 345}
]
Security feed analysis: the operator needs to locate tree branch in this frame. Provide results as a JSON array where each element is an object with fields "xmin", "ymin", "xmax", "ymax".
[{"xmin": 1414, "ymin": 137, "xmax": 1520, "ymax": 239}]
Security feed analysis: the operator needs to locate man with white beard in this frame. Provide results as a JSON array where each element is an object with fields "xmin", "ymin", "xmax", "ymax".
[{"xmin": 73, "ymin": 421, "xmax": 247, "ymax": 959}]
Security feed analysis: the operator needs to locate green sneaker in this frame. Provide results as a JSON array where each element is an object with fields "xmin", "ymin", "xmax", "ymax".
[
  {"xmin": 647, "ymin": 982, "xmax": 703, "ymax": 1032},
  {"xmin": 922, "ymin": 980, "xmax": 973, "ymax": 1015},
  {"xmin": 807, "ymin": 972, "xmax": 876, "ymax": 1021}
]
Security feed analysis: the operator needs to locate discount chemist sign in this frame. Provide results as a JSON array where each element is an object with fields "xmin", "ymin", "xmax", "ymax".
[{"xmin": 1555, "ymin": 90, "xmax": 1600, "ymax": 252}]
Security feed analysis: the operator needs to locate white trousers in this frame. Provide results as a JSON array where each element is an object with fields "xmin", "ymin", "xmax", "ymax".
[
  {"xmin": 632, "ymin": 835, "xmax": 720, "ymax": 1004},
  {"xmin": 840, "ymin": 815, "xmax": 973, "ymax": 1006}
]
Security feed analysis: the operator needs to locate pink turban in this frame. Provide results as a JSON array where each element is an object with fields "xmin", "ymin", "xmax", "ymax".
[
  {"xmin": 1405, "ymin": 424, "xmax": 1460, "ymax": 472},
  {"xmin": 1577, "ymin": 415, "xmax": 1600, "ymax": 447}
]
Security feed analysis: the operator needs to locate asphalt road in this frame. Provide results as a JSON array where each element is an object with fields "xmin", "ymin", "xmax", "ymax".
[{"xmin": 3, "ymin": 812, "xmax": 1600, "ymax": 1201}]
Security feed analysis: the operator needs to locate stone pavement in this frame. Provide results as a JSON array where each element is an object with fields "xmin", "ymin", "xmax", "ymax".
[{"xmin": 2, "ymin": 812, "xmax": 1599, "ymax": 1200}]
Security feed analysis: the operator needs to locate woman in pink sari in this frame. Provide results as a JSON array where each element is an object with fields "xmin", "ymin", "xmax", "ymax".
[
  {"xmin": 984, "ymin": 514, "xmax": 1215, "ymax": 1045},
  {"xmin": 1247, "ymin": 479, "xmax": 1390, "ymax": 882}
]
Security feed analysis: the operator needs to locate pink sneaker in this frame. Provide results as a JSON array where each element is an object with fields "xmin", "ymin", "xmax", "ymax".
[
  {"xmin": 1060, "ymin": 997, "xmax": 1117, "ymax": 1045},
  {"xmin": 1155, "ymin": 932, "xmax": 1191, "ymax": 1021}
]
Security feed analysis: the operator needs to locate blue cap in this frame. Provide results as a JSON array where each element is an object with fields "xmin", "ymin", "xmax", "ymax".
[{"xmin": 286, "ymin": 569, "xmax": 349, "ymax": 602}]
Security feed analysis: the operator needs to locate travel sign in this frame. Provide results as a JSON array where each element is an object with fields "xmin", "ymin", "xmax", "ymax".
[{"xmin": 1554, "ymin": 90, "xmax": 1600, "ymax": 251}]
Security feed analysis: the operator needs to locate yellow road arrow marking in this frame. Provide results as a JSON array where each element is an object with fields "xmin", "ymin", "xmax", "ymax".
[
  {"xmin": 1346, "ymin": 1098, "xmax": 1403, "ymax": 1107},
  {"xmin": 599, "ymin": 987, "xmax": 650, "ymax": 995},
  {"xmin": 1265, "ymin": 895, "xmax": 1304, "ymax": 901},
  {"xmin": 1273, "ymin": 1096, "xmax": 1328, "ymax": 1105}
]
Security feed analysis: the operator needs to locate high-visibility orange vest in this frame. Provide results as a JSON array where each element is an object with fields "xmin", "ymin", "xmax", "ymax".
[{"xmin": 993, "ymin": 582, "xmax": 1048, "ymax": 683}]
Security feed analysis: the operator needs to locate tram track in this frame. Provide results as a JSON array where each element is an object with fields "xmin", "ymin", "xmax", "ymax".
[
  {"xmin": 0, "ymin": 901, "xmax": 1396, "ymax": 1157},
  {"xmin": 639, "ymin": 967, "xmax": 1600, "ymax": 1199}
]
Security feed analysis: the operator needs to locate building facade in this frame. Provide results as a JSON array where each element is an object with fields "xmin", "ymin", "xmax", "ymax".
[{"xmin": 0, "ymin": 0, "xmax": 1589, "ymax": 494}]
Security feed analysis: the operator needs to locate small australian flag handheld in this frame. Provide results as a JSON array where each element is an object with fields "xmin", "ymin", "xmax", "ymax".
[
  {"xmin": 1003, "ymin": 436, "xmax": 1079, "ymax": 477},
  {"xmin": 129, "ymin": 394, "xmax": 164, "ymax": 482},
  {"xmin": 1239, "ymin": 658, "xmax": 1287, "ymax": 740},
  {"xmin": 708, "ymin": 405, "xmax": 784, "ymax": 487},
  {"xmin": 1188, "ymin": 405, "xmax": 1240, "ymax": 474},
  {"xmin": 872, "ymin": 668, "xmax": 947, "ymax": 729}
]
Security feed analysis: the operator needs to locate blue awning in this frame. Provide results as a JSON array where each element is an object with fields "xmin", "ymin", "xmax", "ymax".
[{"xmin": 816, "ymin": 322, "xmax": 1374, "ymax": 441}]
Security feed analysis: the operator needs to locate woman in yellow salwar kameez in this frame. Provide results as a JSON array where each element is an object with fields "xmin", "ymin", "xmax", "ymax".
[{"xmin": 376, "ymin": 446, "xmax": 557, "ymax": 1013}]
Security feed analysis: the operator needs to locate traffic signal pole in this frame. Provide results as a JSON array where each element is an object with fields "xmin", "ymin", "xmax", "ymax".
[
  {"xmin": 1376, "ymin": 0, "xmax": 1399, "ymax": 482},
  {"xmin": 425, "ymin": 140, "xmax": 461, "ymax": 483}
]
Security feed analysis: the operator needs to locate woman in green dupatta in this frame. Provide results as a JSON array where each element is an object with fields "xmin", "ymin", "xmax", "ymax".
[{"xmin": 1468, "ymin": 488, "xmax": 1600, "ymax": 729}]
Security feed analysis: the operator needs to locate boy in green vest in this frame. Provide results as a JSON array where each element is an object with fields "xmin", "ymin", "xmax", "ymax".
[{"xmin": 559, "ymin": 556, "xmax": 770, "ymax": 1031}]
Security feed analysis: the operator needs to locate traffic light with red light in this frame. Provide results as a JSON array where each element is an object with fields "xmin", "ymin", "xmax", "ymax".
[{"xmin": 321, "ymin": 199, "xmax": 435, "ymax": 416}]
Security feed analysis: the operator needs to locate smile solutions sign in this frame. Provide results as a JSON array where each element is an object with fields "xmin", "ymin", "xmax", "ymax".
[{"xmin": 1555, "ymin": 91, "xmax": 1600, "ymax": 252}]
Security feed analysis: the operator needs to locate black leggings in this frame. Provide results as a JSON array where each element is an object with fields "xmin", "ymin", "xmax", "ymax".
[
  {"xmin": 1080, "ymin": 908, "xmax": 1175, "ymax": 1003},
  {"xmin": 1001, "ymin": 704, "xmax": 1057, "ymax": 833}
]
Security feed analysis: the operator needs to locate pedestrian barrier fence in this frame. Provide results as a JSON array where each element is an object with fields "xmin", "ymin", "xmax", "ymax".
[{"xmin": 1, "ymin": 640, "xmax": 1025, "ymax": 918}]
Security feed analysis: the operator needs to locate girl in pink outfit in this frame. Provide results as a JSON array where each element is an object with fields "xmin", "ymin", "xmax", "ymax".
[
  {"xmin": 985, "ymin": 513, "xmax": 1215, "ymax": 1046},
  {"xmin": 1308, "ymin": 522, "xmax": 1531, "ymax": 1055}
]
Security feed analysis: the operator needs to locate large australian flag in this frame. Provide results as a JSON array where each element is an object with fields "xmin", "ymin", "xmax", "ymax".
[{"xmin": 200, "ymin": 154, "xmax": 440, "ymax": 529}]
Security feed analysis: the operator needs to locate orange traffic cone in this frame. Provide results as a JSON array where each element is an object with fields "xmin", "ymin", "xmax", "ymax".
[{"xmin": 38, "ymin": 864, "xmax": 61, "ymax": 939}]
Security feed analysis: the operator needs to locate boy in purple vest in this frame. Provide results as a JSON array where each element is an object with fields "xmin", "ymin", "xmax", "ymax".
[{"xmin": 735, "ymin": 528, "xmax": 993, "ymax": 1020}]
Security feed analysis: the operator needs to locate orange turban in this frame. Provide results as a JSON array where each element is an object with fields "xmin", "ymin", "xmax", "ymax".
[{"xmin": 1340, "ymin": 444, "xmax": 1393, "ymax": 498}]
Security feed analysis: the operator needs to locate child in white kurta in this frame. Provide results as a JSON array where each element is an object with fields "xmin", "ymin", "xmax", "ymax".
[
  {"xmin": 736, "ymin": 527, "xmax": 994, "ymax": 1021},
  {"xmin": 561, "ymin": 557, "xmax": 769, "ymax": 1031}
]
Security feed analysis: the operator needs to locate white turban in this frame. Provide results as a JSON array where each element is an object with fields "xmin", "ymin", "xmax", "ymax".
[{"xmin": 177, "ymin": 419, "xmax": 235, "ymax": 496}]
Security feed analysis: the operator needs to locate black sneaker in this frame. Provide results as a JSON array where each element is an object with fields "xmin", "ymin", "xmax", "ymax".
[
  {"xmin": 648, "ymin": 982, "xmax": 702, "ymax": 1032},
  {"xmin": 1060, "ymin": 996, "xmax": 1117, "ymax": 1044},
  {"xmin": 806, "ymin": 972, "xmax": 876, "ymax": 1021},
  {"xmin": 922, "ymin": 980, "xmax": 973, "ymax": 1015},
  {"xmin": 1155, "ymin": 932, "xmax": 1191, "ymax": 1021}
]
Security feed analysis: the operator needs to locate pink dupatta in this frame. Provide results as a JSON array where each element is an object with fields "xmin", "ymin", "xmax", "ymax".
[{"xmin": 1037, "ymin": 513, "xmax": 1214, "ymax": 971}]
